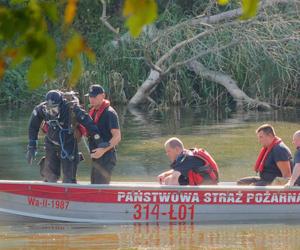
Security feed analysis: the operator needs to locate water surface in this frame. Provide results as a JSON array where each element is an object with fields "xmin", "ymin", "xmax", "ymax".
[{"xmin": 0, "ymin": 106, "xmax": 300, "ymax": 249}]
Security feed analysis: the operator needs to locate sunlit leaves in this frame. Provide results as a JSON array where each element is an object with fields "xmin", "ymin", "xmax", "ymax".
[
  {"xmin": 41, "ymin": 2, "xmax": 58, "ymax": 23},
  {"xmin": 217, "ymin": 0, "xmax": 230, "ymax": 5},
  {"xmin": 123, "ymin": 0, "xmax": 157, "ymax": 37},
  {"xmin": 27, "ymin": 57, "xmax": 46, "ymax": 89},
  {"xmin": 69, "ymin": 55, "xmax": 83, "ymax": 87},
  {"xmin": 0, "ymin": 0, "xmax": 263, "ymax": 90},
  {"xmin": 0, "ymin": 0, "xmax": 93, "ymax": 88},
  {"xmin": 27, "ymin": 35, "xmax": 56, "ymax": 89},
  {"xmin": 240, "ymin": 0, "xmax": 259, "ymax": 20},
  {"xmin": 217, "ymin": 0, "xmax": 260, "ymax": 19},
  {"xmin": 63, "ymin": 33, "xmax": 84, "ymax": 58},
  {"xmin": 0, "ymin": 0, "xmax": 59, "ymax": 87},
  {"xmin": 63, "ymin": 33, "xmax": 95, "ymax": 86},
  {"xmin": 64, "ymin": 0, "xmax": 77, "ymax": 25}
]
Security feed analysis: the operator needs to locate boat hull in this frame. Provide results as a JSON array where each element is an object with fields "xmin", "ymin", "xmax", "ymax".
[{"xmin": 1, "ymin": 180, "xmax": 300, "ymax": 224}]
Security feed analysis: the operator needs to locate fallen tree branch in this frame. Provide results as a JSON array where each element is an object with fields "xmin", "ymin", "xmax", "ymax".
[{"xmin": 186, "ymin": 60, "xmax": 272, "ymax": 110}]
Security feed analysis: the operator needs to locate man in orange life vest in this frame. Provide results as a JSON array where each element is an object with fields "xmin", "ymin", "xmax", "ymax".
[
  {"xmin": 237, "ymin": 124, "xmax": 292, "ymax": 186},
  {"xmin": 86, "ymin": 84, "xmax": 121, "ymax": 184},
  {"xmin": 157, "ymin": 137, "xmax": 219, "ymax": 185}
]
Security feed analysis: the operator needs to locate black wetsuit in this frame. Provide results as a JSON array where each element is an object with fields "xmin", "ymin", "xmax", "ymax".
[{"xmin": 28, "ymin": 100, "xmax": 100, "ymax": 183}]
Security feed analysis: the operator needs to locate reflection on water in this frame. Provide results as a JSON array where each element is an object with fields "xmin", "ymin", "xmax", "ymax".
[
  {"xmin": 1, "ymin": 222, "xmax": 300, "ymax": 249},
  {"xmin": 1, "ymin": 107, "xmax": 300, "ymax": 249}
]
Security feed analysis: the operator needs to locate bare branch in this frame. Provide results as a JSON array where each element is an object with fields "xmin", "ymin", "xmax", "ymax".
[
  {"xmin": 156, "ymin": 30, "xmax": 212, "ymax": 67},
  {"xmin": 99, "ymin": 0, "xmax": 119, "ymax": 36},
  {"xmin": 163, "ymin": 40, "xmax": 239, "ymax": 75}
]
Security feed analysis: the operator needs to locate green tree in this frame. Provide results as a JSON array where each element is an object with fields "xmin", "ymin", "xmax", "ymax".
[{"xmin": 0, "ymin": 0, "xmax": 259, "ymax": 88}]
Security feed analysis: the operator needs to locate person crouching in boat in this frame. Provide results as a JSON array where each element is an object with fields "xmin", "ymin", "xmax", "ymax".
[
  {"xmin": 237, "ymin": 124, "xmax": 292, "ymax": 186},
  {"xmin": 157, "ymin": 137, "xmax": 219, "ymax": 185},
  {"xmin": 285, "ymin": 130, "xmax": 300, "ymax": 187}
]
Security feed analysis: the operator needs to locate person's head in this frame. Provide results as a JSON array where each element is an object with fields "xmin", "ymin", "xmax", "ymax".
[
  {"xmin": 86, "ymin": 84, "xmax": 105, "ymax": 109},
  {"xmin": 45, "ymin": 90, "xmax": 63, "ymax": 117},
  {"xmin": 256, "ymin": 124, "xmax": 276, "ymax": 147},
  {"xmin": 292, "ymin": 130, "xmax": 300, "ymax": 148},
  {"xmin": 164, "ymin": 137, "xmax": 184, "ymax": 162}
]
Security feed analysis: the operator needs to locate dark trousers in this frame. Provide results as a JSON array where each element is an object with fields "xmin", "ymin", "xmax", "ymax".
[
  {"xmin": 237, "ymin": 176, "xmax": 271, "ymax": 186},
  {"xmin": 40, "ymin": 139, "xmax": 79, "ymax": 183},
  {"xmin": 237, "ymin": 172, "xmax": 277, "ymax": 186},
  {"xmin": 91, "ymin": 151, "xmax": 116, "ymax": 184}
]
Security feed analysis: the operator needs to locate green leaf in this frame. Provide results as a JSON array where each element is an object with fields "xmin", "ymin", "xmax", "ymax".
[
  {"xmin": 217, "ymin": 0, "xmax": 229, "ymax": 5},
  {"xmin": 64, "ymin": 33, "xmax": 84, "ymax": 58},
  {"xmin": 27, "ymin": 57, "xmax": 46, "ymax": 89},
  {"xmin": 84, "ymin": 48, "xmax": 96, "ymax": 64},
  {"xmin": 41, "ymin": 2, "xmax": 59, "ymax": 23},
  {"xmin": 10, "ymin": 0, "xmax": 27, "ymax": 5},
  {"xmin": 44, "ymin": 37, "xmax": 56, "ymax": 77},
  {"xmin": 240, "ymin": 0, "xmax": 259, "ymax": 20},
  {"xmin": 64, "ymin": 0, "xmax": 77, "ymax": 25},
  {"xmin": 123, "ymin": 0, "xmax": 157, "ymax": 37},
  {"xmin": 69, "ymin": 55, "xmax": 82, "ymax": 87}
]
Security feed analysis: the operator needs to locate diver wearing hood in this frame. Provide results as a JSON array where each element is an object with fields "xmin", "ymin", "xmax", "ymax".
[{"xmin": 26, "ymin": 90, "xmax": 102, "ymax": 183}]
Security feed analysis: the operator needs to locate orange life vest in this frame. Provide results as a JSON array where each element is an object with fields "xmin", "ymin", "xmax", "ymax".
[
  {"xmin": 187, "ymin": 148, "xmax": 219, "ymax": 185},
  {"xmin": 89, "ymin": 99, "xmax": 110, "ymax": 124},
  {"xmin": 79, "ymin": 99, "xmax": 110, "ymax": 136},
  {"xmin": 254, "ymin": 137, "xmax": 282, "ymax": 173}
]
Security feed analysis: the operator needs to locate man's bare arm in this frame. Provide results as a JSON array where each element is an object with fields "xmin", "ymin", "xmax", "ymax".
[
  {"xmin": 289, "ymin": 163, "xmax": 300, "ymax": 186},
  {"xmin": 277, "ymin": 161, "xmax": 292, "ymax": 178},
  {"xmin": 91, "ymin": 128, "xmax": 121, "ymax": 159}
]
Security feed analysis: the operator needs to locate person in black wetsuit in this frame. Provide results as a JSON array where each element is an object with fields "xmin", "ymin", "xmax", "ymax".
[{"xmin": 26, "ymin": 90, "xmax": 103, "ymax": 183}]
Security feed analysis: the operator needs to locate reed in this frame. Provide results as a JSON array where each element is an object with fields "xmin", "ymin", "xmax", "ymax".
[{"xmin": 1, "ymin": 0, "xmax": 299, "ymax": 109}]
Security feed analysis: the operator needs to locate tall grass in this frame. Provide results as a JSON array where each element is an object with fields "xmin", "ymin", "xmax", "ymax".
[{"xmin": 1, "ymin": 0, "xmax": 299, "ymax": 109}]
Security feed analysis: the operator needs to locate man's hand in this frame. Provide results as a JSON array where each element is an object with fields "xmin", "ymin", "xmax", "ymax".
[
  {"xmin": 157, "ymin": 173, "xmax": 166, "ymax": 184},
  {"xmin": 26, "ymin": 145, "xmax": 37, "ymax": 165},
  {"xmin": 91, "ymin": 148, "xmax": 106, "ymax": 159},
  {"xmin": 284, "ymin": 179, "xmax": 294, "ymax": 188}
]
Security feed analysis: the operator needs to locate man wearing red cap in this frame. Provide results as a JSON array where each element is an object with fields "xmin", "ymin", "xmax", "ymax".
[{"xmin": 86, "ymin": 84, "xmax": 121, "ymax": 184}]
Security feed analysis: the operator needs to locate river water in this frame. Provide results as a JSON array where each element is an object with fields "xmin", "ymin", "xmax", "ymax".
[{"xmin": 1, "ymin": 106, "xmax": 300, "ymax": 249}]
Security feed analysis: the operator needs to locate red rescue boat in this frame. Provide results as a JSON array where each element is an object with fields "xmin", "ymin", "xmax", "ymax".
[{"xmin": 0, "ymin": 180, "xmax": 300, "ymax": 224}]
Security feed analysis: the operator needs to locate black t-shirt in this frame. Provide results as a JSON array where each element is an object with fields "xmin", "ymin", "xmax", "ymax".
[
  {"xmin": 89, "ymin": 106, "xmax": 119, "ymax": 150},
  {"xmin": 293, "ymin": 148, "xmax": 300, "ymax": 185},
  {"xmin": 294, "ymin": 148, "xmax": 300, "ymax": 165},
  {"xmin": 261, "ymin": 142, "xmax": 292, "ymax": 179},
  {"xmin": 96, "ymin": 107, "xmax": 119, "ymax": 141},
  {"xmin": 171, "ymin": 153, "xmax": 205, "ymax": 177}
]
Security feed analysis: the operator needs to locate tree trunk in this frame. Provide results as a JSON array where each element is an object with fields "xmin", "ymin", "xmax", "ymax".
[
  {"xmin": 186, "ymin": 61, "xmax": 271, "ymax": 110},
  {"xmin": 128, "ymin": 69, "xmax": 161, "ymax": 107}
]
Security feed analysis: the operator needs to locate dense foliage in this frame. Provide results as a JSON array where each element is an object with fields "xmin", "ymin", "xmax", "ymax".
[{"xmin": 0, "ymin": 0, "xmax": 299, "ymax": 109}]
